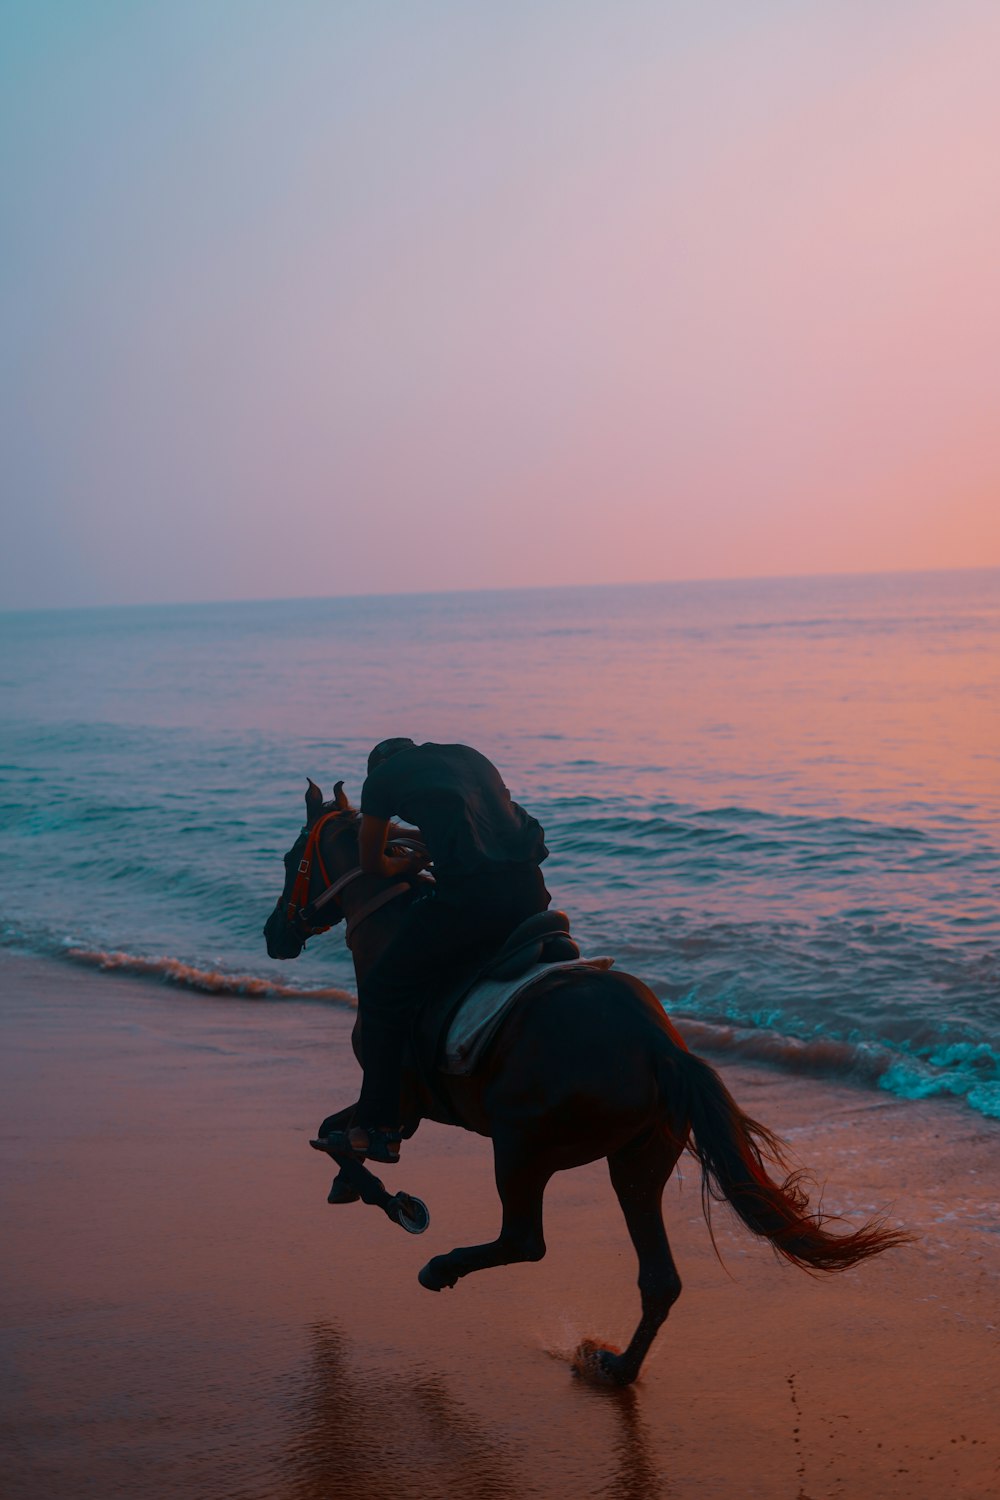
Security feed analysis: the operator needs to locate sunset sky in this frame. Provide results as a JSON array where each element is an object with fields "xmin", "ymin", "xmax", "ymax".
[{"xmin": 3, "ymin": 1, "xmax": 999, "ymax": 610}]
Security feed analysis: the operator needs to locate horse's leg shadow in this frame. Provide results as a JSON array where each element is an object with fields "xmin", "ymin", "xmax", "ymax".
[
  {"xmin": 575, "ymin": 1129, "xmax": 683, "ymax": 1388},
  {"xmin": 418, "ymin": 1135, "xmax": 550, "ymax": 1292}
]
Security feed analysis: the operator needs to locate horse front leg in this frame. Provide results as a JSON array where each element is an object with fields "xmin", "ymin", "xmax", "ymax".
[
  {"xmin": 314, "ymin": 1101, "xmax": 361, "ymax": 1204},
  {"xmin": 575, "ymin": 1130, "xmax": 683, "ymax": 1387},
  {"xmin": 418, "ymin": 1137, "xmax": 550, "ymax": 1291}
]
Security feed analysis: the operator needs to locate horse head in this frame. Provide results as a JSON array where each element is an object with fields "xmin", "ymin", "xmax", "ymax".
[{"xmin": 263, "ymin": 778, "xmax": 357, "ymax": 960}]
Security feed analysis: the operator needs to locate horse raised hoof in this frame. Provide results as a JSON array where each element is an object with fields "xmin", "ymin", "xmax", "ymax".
[
  {"xmin": 388, "ymin": 1192, "xmax": 430, "ymax": 1235},
  {"xmin": 418, "ymin": 1255, "xmax": 459, "ymax": 1292},
  {"xmin": 572, "ymin": 1339, "xmax": 634, "ymax": 1387}
]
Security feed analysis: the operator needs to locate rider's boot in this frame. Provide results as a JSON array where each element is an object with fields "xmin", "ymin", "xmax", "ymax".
[
  {"xmin": 311, "ymin": 1124, "xmax": 403, "ymax": 1164},
  {"xmin": 345, "ymin": 1125, "xmax": 402, "ymax": 1164}
]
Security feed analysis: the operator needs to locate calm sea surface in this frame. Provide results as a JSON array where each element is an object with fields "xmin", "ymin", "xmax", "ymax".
[{"xmin": 1, "ymin": 571, "xmax": 998, "ymax": 1117}]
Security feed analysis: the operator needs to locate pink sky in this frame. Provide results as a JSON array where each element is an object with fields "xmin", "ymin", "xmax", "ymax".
[{"xmin": 2, "ymin": 2, "xmax": 999, "ymax": 608}]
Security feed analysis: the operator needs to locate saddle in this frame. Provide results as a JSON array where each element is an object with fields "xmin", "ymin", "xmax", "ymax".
[
  {"xmin": 482, "ymin": 909, "xmax": 580, "ymax": 978},
  {"xmin": 409, "ymin": 910, "xmax": 582, "ymax": 1111}
]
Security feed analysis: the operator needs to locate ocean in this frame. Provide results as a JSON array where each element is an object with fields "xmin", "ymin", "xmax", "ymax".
[{"xmin": 1, "ymin": 570, "xmax": 998, "ymax": 1119}]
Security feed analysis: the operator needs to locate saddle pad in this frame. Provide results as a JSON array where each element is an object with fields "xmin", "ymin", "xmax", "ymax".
[{"xmin": 441, "ymin": 956, "xmax": 614, "ymax": 1075}]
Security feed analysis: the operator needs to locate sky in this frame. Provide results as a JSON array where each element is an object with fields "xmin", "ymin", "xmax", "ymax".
[{"xmin": 2, "ymin": 0, "xmax": 999, "ymax": 610}]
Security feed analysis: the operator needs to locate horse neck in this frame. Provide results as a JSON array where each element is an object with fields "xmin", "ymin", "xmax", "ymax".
[
  {"xmin": 346, "ymin": 900, "xmax": 409, "ymax": 987},
  {"xmin": 317, "ymin": 821, "xmax": 410, "ymax": 988}
]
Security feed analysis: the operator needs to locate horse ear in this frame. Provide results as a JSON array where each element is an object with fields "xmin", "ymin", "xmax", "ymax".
[
  {"xmin": 333, "ymin": 780, "xmax": 350, "ymax": 812},
  {"xmin": 305, "ymin": 778, "xmax": 323, "ymax": 826}
]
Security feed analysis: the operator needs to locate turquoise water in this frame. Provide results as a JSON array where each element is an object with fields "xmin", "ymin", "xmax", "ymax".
[{"xmin": 1, "ymin": 571, "xmax": 998, "ymax": 1116}]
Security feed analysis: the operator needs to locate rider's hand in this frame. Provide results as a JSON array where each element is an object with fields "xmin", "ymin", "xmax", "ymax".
[{"xmin": 384, "ymin": 845, "xmax": 431, "ymax": 878}]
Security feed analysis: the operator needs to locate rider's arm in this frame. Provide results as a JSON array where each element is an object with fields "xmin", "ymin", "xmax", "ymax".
[{"xmin": 359, "ymin": 815, "xmax": 428, "ymax": 879}]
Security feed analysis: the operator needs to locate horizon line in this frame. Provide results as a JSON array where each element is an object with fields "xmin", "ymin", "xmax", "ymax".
[{"xmin": 1, "ymin": 561, "xmax": 998, "ymax": 620}]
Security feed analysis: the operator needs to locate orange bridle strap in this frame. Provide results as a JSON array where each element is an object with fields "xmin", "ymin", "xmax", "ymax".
[
  {"xmin": 286, "ymin": 811, "xmax": 344, "ymax": 932},
  {"xmin": 285, "ymin": 817, "xmax": 430, "ymax": 944}
]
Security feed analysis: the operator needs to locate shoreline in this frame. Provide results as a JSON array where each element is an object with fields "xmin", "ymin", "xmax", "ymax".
[
  {"xmin": 8, "ymin": 937, "xmax": 997, "ymax": 1126},
  {"xmin": 2, "ymin": 948, "xmax": 998, "ymax": 1498}
]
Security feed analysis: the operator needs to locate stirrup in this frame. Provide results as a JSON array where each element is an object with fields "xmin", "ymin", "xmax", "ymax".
[{"xmin": 319, "ymin": 1126, "xmax": 402, "ymax": 1164}]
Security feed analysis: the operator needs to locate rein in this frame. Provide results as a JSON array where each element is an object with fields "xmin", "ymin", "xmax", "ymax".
[
  {"xmin": 344, "ymin": 880, "xmax": 414, "ymax": 946},
  {"xmin": 287, "ymin": 810, "xmax": 427, "ymax": 946}
]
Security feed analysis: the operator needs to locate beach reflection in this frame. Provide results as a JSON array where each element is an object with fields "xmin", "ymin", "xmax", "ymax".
[
  {"xmin": 283, "ymin": 1323, "xmax": 671, "ymax": 1500},
  {"xmin": 282, "ymin": 1323, "xmax": 520, "ymax": 1500},
  {"xmin": 573, "ymin": 1376, "xmax": 670, "ymax": 1500}
]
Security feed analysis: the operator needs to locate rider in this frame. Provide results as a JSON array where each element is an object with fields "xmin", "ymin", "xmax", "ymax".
[{"xmin": 343, "ymin": 738, "xmax": 551, "ymax": 1163}]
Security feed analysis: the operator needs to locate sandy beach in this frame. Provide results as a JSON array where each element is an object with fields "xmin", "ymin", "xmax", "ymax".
[{"xmin": 1, "ymin": 948, "xmax": 997, "ymax": 1499}]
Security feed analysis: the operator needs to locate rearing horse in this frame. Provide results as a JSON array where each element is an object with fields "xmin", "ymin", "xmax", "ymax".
[{"xmin": 264, "ymin": 781, "xmax": 908, "ymax": 1387}]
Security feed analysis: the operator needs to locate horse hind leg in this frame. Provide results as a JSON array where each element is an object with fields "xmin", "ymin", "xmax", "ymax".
[
  {"xmin": 418, "ymin": 1136, "xmax": 551, "ymax": 1292},
  {"xmin": 576, "ymin": 1130, "xmax": 683, "ymax": 1387}
]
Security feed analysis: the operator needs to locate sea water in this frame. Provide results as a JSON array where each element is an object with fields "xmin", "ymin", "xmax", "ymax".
[{"xmin": 1, "ymin": 571, "xmax": 998, "ymax": 1118}]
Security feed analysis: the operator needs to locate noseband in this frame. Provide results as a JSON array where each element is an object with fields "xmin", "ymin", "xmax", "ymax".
[{"xmin": 284, "ymin": 809, "xmax": 425, "ymax": 947}]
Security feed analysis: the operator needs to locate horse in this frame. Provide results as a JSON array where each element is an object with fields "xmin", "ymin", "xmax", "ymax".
[{"xmin": 263, "ymin": 779, "xmax": 908, "ymax": 1387}]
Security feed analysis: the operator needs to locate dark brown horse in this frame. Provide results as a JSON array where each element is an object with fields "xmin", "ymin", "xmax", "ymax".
[{"xmin": 264, "ymin": 781, "xmax": 908, "ymax": 1386}]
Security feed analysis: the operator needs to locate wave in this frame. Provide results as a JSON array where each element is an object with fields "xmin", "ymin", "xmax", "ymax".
[
  {"xmin": 676, "ymin": 1015, "xmax": 1000, "ymax": 1119},
  {"xmin": 51, "ymin": 944, "xmax": 1000, "ymax": 1122},
  {"xmin": 676, "ymin": 1017, "xmax": 892, "ymax": 1084},
  {"xmin": 4, "ymin": 925, "xmax": 997, "ymax": 1121},
  {"xmin": 62, "ymin": 945, "xmax": 357, "ymax": 1005}
]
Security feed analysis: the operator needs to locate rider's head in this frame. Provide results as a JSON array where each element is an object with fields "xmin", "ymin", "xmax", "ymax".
[{"xmin": 368, "ymin": 737, "xmax": 416, "ymax": 775}]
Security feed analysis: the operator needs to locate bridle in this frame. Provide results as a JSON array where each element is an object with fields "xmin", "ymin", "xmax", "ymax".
[{"xmin": 283, "ymin": 808, "xmax": 426, "ymax": 948}]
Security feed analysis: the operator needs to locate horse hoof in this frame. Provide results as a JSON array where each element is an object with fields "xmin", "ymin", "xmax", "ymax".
[
  {"xmin": 572, "ymin": 1339, "xmax": 632, "ymax": 1387},
  {"xmin": 390, "ymin": 1193, "xmax": 430, "ymax": 1235},
  {"xmin": 327, "ymin": 1177, "xmax": 361, "ymax": 1205},
  {"xmin": 418, "ymin": 1256, "xmax": 457, "ymax": 1292}
]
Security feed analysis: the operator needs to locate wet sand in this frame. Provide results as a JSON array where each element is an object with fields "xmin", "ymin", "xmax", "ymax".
[{"xmin": 1, "ymin": 949, "xmax": 997, "ymax": 1499}]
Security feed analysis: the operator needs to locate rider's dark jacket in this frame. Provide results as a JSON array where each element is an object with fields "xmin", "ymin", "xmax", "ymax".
[
  {"xmin": 354, "ymin": 741, "xmax": 550, "ymax": 1128},
  {"xmin": 360, "ymin": 742, "xmax": 547, "ymax": 888}
]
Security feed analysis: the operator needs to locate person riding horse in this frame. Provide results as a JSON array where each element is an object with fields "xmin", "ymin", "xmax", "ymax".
[
  {"xmin": 266, "ymin": 753, "xmax": 909, "ymax": 1385},
  {"xmin": 340, "ymin": 738, "xmax": 551, "ymax": 1164}
]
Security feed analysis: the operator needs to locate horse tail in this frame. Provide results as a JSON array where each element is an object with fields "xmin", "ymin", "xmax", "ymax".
[{"xmin": 659, "ymin": 1042, "xmax": 911, "ymax": 1272}]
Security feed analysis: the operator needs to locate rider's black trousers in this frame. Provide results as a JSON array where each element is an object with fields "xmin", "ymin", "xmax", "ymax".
[{"xmin": 355, "ymin": 861, "xmax": 550, "ymax": 1127}]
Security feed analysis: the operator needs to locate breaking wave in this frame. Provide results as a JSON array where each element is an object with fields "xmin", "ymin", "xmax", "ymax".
[
  {"xmin": 676, "ymin": 1016, "xmax": 1000, "ymax": 1119},
  {"xmin": 676, "ymin": 1017, "xmax": 891, "ymax": 1083},
  {"xmin": 39, "ymin": 938, "xmax": 1000, "ymax": 1122},
  {"xmin": 62, "ymin": 944, "xmax": 356, "ymax": 1005}
]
